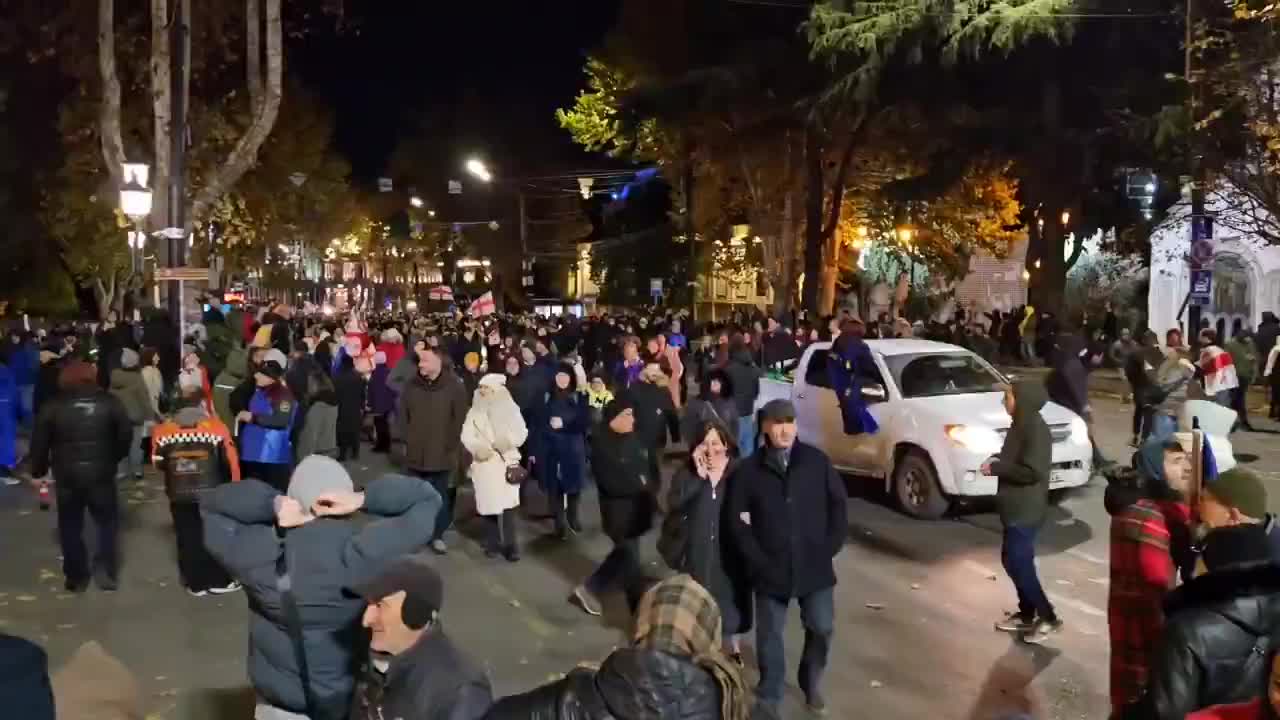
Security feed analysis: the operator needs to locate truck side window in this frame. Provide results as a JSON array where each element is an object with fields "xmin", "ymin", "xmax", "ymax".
[{"xmin": 805, "ymin": 349, "xmax": 832, "ymax": 389}]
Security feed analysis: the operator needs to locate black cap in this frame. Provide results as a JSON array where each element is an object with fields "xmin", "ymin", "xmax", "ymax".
[
  {"xmin": 759, "ymin": 398, "xmax": 797, "ymax": 424},
  {"xmin": 256, "ymin": 359, "xmax": 285, "ymax": 380},
  {"xmin": 355, "ymin": 554, "xmax": 443, "ymax": 627},
  {"xmin": 602, "ymin": 393, "xmax": 636, "ymax": 424}
]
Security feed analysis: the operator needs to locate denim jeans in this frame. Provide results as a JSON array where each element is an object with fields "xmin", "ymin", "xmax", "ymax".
[
  {"xmin": 414, "ymin": 470, "xmax": 454, "ymax": 542},
  {"xmin": 117, "ymin": 423, "xmax": 144, "ymax": 479},
  {"xmin": 755, "ymin": 587, "xmax": 835, "ymax": 706},
  {"xmin": 737, "ymin": 415, "xmax": 756, "ymax": 457},
  {"xmin": 1001, "ymin": 525, "xmax": 1055, "ymax": 621}
]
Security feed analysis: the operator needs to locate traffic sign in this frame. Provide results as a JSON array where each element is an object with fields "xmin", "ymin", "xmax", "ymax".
[
  {"xmin": 1190, "ymin": 269, "xmax": 1213, "ymax": 306},
  {"xmin": 378, "ymin": 177, "xmax": 393, "ymax": 193},
  {"xmin": 155, "ymin": 267, "xmax": 210, "ymax": 282}
]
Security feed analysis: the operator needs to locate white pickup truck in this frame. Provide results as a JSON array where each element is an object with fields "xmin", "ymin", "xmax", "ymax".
[{"xmin": 755, "ymin": 339, "xmax": 1094, "ymax": 519}]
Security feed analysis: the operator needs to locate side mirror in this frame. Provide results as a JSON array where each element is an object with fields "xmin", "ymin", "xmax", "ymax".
[{"xmin": 861, "ymin": 383, "xmax": 887, "ymax": 402}]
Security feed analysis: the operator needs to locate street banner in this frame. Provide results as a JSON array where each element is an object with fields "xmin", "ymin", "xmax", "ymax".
[
  {"xmin": 469, "ymin": 291, "xmax": 496, "ymax": 316},
  {"xmin": 428, "ymin": 285, "xmax": 454, "ymax": 301}
]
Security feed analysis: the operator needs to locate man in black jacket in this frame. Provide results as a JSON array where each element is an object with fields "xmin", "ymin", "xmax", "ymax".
[
  {"xmin": 573, "ymin": 395, "xmax": 655, "ymax": 617},
  {"xmin": 351, "ymin": 554, "xmax": 492, "ymax": 720},
  {"xmin": 727, "ymin": 399, "xmax": 847, "ymax": 714},
  {"xmin": 29, "ymin": 360, "xmax": 132, "ymax": 592},
  {"xmin": 1126, "ymin": 469, "xmax": 1280, "ymax": 719}
]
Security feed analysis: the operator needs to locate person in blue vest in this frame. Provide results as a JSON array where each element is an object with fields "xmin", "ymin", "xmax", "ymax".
[
  {"xmin": 0, "ymin": 347, "xmax": 25, "ymax": 484},
  {"xmin": 236, "ymin": 349, "xmax": 297, "ymax": 492}
]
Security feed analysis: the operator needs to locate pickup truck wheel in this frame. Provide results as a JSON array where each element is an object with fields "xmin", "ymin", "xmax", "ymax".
[{"xmin": 893, "ymin": 450, "xmax": 950, "ymax": 520}]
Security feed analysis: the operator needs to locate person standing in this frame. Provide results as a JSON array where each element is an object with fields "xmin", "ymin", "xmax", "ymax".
[
  {"xmin": 333, "ymin": 355, "xmax": 366, "ymax": 462},
  {"xmin": 726, "ymin": 399, "xmax": 847, "ymax": 714},
  {"xmin": 662, "ymin": 419, "xmax": 752, "ymax": 661},
  {"xmin": 29, "ymin": 360, "xmax": 132, "ymax": 591},
  {"xmin": 630, "ymin": 363, "xmax": 679, "ymax": 487},
  {"xmin": 235, "ymin": 352, "xmax": 297, "ymax": 492},
  {"xmin": 461, "ymin": 374, "xmax": 528, "ymax": 561},
  {"xmin": 109, "ymin": 348, "xmax": 157, "ymax": 481},
  {"xmin": 1199, "ymin": 328, "xmax": 1239, "ymax": 408},
  {"xmin": 572, "ymin": 396, "xmax": 655, "ymax": 617},
  {"xmin": 295, "ymin": 366, "xmax": 339, "ymax": 461},
  {"xmin": 0, "ymin": 348, "xmax": 24, "ymax": 484},
  {"xmin": 399, "ymin": 345, "xmax": 469, "ymax": 555},
  {"xmin": 151, "ymin": 385, "xmax": 241, "ymax": 596},
  {"xmin": 723, "ymin": 338, "xmax": 762, "ymax": 454},
  {"xmin": 1225, "ymin": 330, "xmax": 1258, "ymax": 431},
  {"xmin": 985, "ymin": 381, "xmax": 1061, "ymax": 644},
  {"xmin": 350, "ymin": 555, "xmax": 493, "ymax": 720},
  {"xmin": 539, "ymin": 363, "xmax": 589, "ymax": 539},
  {"xmin": 367, "ymin": 351, "xmax": 395, "ymax": 453}
]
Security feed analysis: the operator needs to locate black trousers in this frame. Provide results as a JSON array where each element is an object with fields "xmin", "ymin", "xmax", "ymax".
[
  {"xmin": 241, "ymin": 461, "xmax": 292, "ymax": 493},
  {"xmin": 487, "ymin": 509, "xmax": 519, "ymax": 551},
  {"xmin": 373, "ymin": 413, "xmax": 391, "ymax": 452},
  {"xmin": 338, "ymin": 432, "xmax": 361, "ymax": 462},
  {"xmin": 549, "ymin": 491, "xmax": 581, "ymax": 532},
  {"xmin": 170, "ymin": 502, "xmax": 231, "ymax": 592},
  {"xmin": 57, "ymin": 482, "xmax": 119, "ymax": 583},
  {"xmin": 1233, "ymin": 377, "xmax": 1254, "ymax": 429}
]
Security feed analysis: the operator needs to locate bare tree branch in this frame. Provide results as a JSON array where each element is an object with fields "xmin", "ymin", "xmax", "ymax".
[
  {"xmin": 190, "ymin": 0, "xmax": 282, "ymax": 222},
  {"xmin": 98, "ymin": 0, "xmax": 126, "ymax": 187}
]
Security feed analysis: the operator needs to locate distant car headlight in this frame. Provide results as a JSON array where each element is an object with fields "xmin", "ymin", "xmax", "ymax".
[
  {"xmin": 944, "ymin": 424, "xmax": 1003, "ymax": 455},
  {"xmin": 1070, "ymin": 416, "xmax": 1089, "ymax": 444}
]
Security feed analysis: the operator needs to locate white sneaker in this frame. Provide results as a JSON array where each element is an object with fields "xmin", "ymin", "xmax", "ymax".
[
  {"xmin": 187, "ymin": 588, "xmax": 209, "ymax": 597},
  {"xmin": 208, "ymin": 582, "xmax": 242, "ymax": 595}
]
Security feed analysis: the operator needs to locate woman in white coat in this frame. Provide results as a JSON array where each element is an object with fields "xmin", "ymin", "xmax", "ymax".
[{"xmin": 461, "ymin": 373, "xmax": 529, "ymax": 562}]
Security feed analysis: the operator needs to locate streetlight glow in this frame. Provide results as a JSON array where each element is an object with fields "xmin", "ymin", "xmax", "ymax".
[
  {"xmin": 409, "ymin": 196, "xmax": 424, "ymax": 208},
  {"xmin": 428, "ymin": 210, "xmax": 436, "ymax": 218},
  {"xmin": 466, "ymin": 159, "xmax": 492, "ymax": 182},
  {"xmin": 119, "ymin": 161, "xmax": 153, "ymax": 220},
  {"xmin": 1061, "ymin": 210, "xmax": 1071, "ymax": 225}
]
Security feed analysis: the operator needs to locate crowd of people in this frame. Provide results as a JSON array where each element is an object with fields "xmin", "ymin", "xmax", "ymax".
[{"xmin": 4, "ymin": 296, "xmax": 1280, "ymax": 719}]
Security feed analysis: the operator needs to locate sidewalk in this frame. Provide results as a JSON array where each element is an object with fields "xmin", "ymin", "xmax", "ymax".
[{"xmin": 999, "ymin": 364, "xmax": 1274, "ymax": 412}]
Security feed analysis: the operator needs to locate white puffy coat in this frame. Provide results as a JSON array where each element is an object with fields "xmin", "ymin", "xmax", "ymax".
[{"xmin": 461, "ymin": 384, "xmax": 528, "ymax": 516}]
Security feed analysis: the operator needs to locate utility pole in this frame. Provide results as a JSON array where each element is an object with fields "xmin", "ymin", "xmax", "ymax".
[
  {"xmin": 167, "ymin": 0, "xmax": 190, "ymax": 338},
  {"xmin": 1186, "ymin": 0, "xmax": 1206, "ymax": 349},
  {"xmin": 685, "ymin": 142, "xmax": 697, "ymax": 323},
  {"xmin": 518, "ymin": 190, "xmax": 528, "ymax": 256}
]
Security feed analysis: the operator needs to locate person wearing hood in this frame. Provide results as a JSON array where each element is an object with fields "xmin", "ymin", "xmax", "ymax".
[
  {"xmin": 386, "ymin": 337, "xmax": 425, "ymax": 441},
  {"xmin": 461, "ymin": 374, "xmax": 529, "ymax": 561},
  {"xmin": 984, "ymin": 381, "xmax": 1061, "ymax": 644},
  {"xmin": 1105, "ymin": 433, "xmax": 1196, "ymax": 713},
  {"xmin": 202, "ymin": 457, "xmax": 442, "ymax": 720},
  {"xmin": 295, "ymin": 366, "xmax": 339, "ymax": 461},
  {"xmin": 110, "ymin": 347, "xmax": 158, "ymax": 481},
  {"xmin": 630, "ymin": 362, "xmax": 679, "ymax": 485},
  {"xmin": 333, "ymin": 354, "xmax": 366, "ymax": 462},
  {"xmin": 151, "ymin": 383, "xmax": 241, "ymax": 596},
  {"xmin": 539, "ymin": 363, "xmax": 590, "ymax": 540},
  {"xmin": 213, "ymin": 345, "xmax": 251, "ymax": 431},
  {"xmin": 683, "ymin": 368, "xmax": 739, "ymax": 449},
  {"xmin": 399, "ymin": 345, "xmax": 470, "ymax": 555},
  {"xmin": 235, "ymin": 351, "xmax": 297, "ymax": 492},
  {"xmin": 1124, "ymin": 468, "xmax": 1280, "ymax": 719},
  {"xmin": 30, "ymin": 360, "xmax": 132, "ymax": 592},
  {"xmin": 1046, "ymin": 330, "xmax": 1109, "ymax": 470},
  {"xmin": 488, "ymin": 575, "xmax": 762, "ymax": 720}
]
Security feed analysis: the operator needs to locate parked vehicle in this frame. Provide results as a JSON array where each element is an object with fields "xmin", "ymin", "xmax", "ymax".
[{"xmin": 755, "ymin": 339, "xmax": 1093, "ymax": 519}]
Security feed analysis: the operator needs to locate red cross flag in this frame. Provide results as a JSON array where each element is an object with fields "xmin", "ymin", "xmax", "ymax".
[{"xmin": 468, "ymin": 291, "xmax": 496, "ymax": 317}]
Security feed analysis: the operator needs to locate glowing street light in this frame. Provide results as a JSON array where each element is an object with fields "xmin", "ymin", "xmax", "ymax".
[
  {"xmin": 465, "ymin": 158, "xmax": 492, "ymax": 183},
  {"xmin": 1061, "ymin": 210, "xmax": 1071, "ymax": 225},
  {"xmin": 428, "ymin": 209, "xmax": 436, "ymax": 218},
  {"xmin": 119, "ymin": 162, "xmax": 153, "ymax": 220},
  {"xmin": 409, "ymin": 196, "xmax": 425, "ymax": 208},
  {"xmin": 896, "ymin": 227, "xmax": 914, "ymax": 245}
]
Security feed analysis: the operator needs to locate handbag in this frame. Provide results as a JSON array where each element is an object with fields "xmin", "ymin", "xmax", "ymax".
[{"xmin": 503, "ymin": 457, "xmax": 528, "ymax": 486}]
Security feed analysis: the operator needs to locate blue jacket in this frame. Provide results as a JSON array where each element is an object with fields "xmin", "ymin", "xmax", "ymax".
[
  {"xmin": 240, "ymin": 386, "xmax": 297, "ymax": 465},
  {"xmin": 535, "ymin": 390, "xmax": 589, "ymax": 496},
  {"xmin": 829, "ymin": 335, "xmax": 879, "ymax": 436},
  {"xmin": 0, "ymin": 364, "xmax": 23, "ymax": 468},
  {"xmin": 6, "ymin": 343, "xmax": 37, "ymax": 387},
  {"xmin": 202, "ymin": 474, "xmax": 441, "ymax": 715}
]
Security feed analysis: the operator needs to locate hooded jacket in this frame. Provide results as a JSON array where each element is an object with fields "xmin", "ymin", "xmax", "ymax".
[
  {"xmin": 1127, "ymin": 525, "xmax": 1280, "ymax": 720},
  {"xmin": 991, "ymin": 381, "xmax": 1052, "ymax": 528},
  {"xmin": 109, "ymin": 367, "xmax": 154, "ymax": 425},
  {"xmin": 213, "ymin": 347, "xmax": 249, "ymax": 430},
  {"xmin": 723, "ymin": 348, "xmax": 761, "ymax": 418}
]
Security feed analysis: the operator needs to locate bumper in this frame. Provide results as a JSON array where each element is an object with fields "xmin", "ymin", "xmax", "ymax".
[{"xmin": 940, "ymin": 444, "xmax": 1093, "ymax": 497}]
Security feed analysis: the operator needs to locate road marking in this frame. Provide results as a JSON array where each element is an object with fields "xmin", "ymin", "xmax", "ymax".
[
  {"xmin": 961, "ymin": 559, "xmax": 1107, "ymax": 619},
  {"xmin": 1066, "ymin": 548, "xmax": 1108, "ymax": 566}
]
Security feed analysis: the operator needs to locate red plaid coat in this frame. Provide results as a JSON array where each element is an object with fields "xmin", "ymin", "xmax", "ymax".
[{"xmin": 1108, "ymin": 498, "xmax": 1192, "ymax": 713}]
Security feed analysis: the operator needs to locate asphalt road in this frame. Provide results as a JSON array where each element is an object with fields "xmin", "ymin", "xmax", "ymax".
[{"xmin": 2, "ymin": 396, "xmax": 1278, "ymax": 719}]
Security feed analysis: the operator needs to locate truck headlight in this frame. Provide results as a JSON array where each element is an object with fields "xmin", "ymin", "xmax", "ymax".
[
  {"xmin": 945, "ymin": 424, "xmax": 1003, "ymax": 455},
  {"xmin": 1070, "ymin": 416, "xmax": 1089, "ymax": 444}
]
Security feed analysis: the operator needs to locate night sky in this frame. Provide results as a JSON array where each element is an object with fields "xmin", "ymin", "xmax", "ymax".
[{"xmin": 292, "ymin": 1, "xmax": 622, "ymax": 183}]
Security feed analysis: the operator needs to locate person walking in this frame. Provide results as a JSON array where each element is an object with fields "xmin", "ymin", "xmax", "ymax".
[
  {"xmin": 399, "ymin": 345, "xmax": 469, "ymax": 555},
  {"xmin": 1199, "ymin": 328, "xmax": 1240, "ymax": 408},
  {"xmin": 294, "ymin": 366, "xmax": 339, "ymax": 461},
  {"xmin": 461, "ymin": 373, "xmax": 528, "ymax": 561},
  {"xmin": 29, "ymin": 360, "xmax": 132, "ymax": 591},
  {"xmin": 539, "ymin": 363, "xmax": 589, "ymax": 539},
  {"xmin": 202, "ymin": 458, "xmax": 441, "ymax": 720},
  {"xmin": 212, "ymin": 345, "xmax": 250, "ymax": 431},
  {"xmin": 333, "ymin": 355, "xmax": 366, "ymax": 462},
  {"xmin": 726, "ymin": 399, "xmax": 847, "ymax": 714},
  {"xmin": 1225, "ymin": 330, "xmax": 1258, "ymax": 431},
  {"xmin": 151, "ymin": 384, "xmax": 241, "ymax": 596},
  {"xmin": 350, "ymin": 555, "xmax": 493, "ymax": 720},
  {"xmin": 109, "ymin": 348, "xmax": 157, "ymax": 481},
  {"xmin": 682, "ymin": 369, "xmax": 738, "ymax": 448},
  {"xmin": 572, "ymin": 396, "xmax": 655, "ymax": 617},
  {"xmin": 367, "ymin": 351, "xmax": 395, "ymax": 453},
  {"xmin": 724, "ymin": 339, "xmax": 762, "ymax": 454},
  {"xmin": 236, "ymin": 351, "xmax": 298, "ymax": 492},
  {"xmin": 986, "ymin": 381, "xmax": 1062, "ymax": 644},
  {"xmin": 662, "ymin": 419, "xmax": 752, "ymax": 661},
  {"xmin": 630, "ymin": 363, "xmax": 679, "ymax": 487}
]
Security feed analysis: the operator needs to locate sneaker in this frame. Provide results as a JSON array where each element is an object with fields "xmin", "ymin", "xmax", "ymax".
[
  {"xmin": 93, "ymin": 569, "xmax": 119, "ymax": 592},
  {"xmin": 187, "ymin": 588, "xmax": 209, "ymax": 598},
  {"xmin": 994, "ymin": 611, "xmax": 1036, "ymax": 634},
  {"xmin": 208, "ymin": 582, "xmax": 242, "ymax": 595},
  {"xmin": 2, "ymin": 476, "xmax": 20, "ymax": 486},
  {"xmin": 64, "ymin": 577, "xmax": 89, "ymax": 594},
  {"xmin": 805, "ymin": 694, "xmax": 829, "ymax": 717},
  {"xmin": 571, "ymin": 585, "xmax": 603, "ymax": 617},
  {"xmin": 430, "ymin": 539, "xmax": 448, "ymax": 555},
  {"xmin": 1023, "ymin": 617, "xmax": 1064, "ymax": 644}
]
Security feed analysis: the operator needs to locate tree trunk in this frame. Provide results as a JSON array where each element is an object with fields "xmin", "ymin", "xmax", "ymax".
[
  {"xmin": 773, "ymin": 188, "xmax": 798, "ymax": 317},
  {"xmin": 802, "ymin": 126, "xmax": 824, "ymax": 314},
  {"xmin": 98, "ymin": 0, "xmax": 126, "ymax": 187},
  {"xmin": 246, "ymin": 0, "xmax": 262, "ymax": 112},
  {"xmin": 190, "ymin": 0, "xmax": 283, "ymax": 221},
  {"xmin": 150, "ymin": 0, "xmax": 172, "ymax": 235}
]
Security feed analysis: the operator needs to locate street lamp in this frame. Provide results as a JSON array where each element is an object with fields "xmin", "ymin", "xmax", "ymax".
[
  {"xmin": 409, "ymin": 196, "xmax": 425, "ymax": 208},
  {"xmin": 120, "ymin": 162, "xmax": 153, "ymax": 286},
  {"xmin": 896, "ymin": 227, "xmax": 914, "ymax": 245},
  {"xmin": 465, "ymin": 158, "xmax": 492, "ymax": 183}
]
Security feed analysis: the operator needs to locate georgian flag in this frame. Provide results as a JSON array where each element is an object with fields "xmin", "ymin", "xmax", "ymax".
[{"xmin": 468, "ymin": 291, "xmax": 496, "ymax": 317}]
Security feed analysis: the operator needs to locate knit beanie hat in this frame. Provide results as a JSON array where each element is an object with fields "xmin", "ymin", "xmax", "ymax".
[
  {"xmin": 120, "ymin": 347, "xmax": 140, "ymax": 369},
  {"xmin": 602, "ymin": 393, "xmax": 636, "ymax": 424},
  {"xmin": 287, "ymin": 456, "xmax": 354, "ymax": 516},
  {"xmin": 1206, "ymin": 468, "xmax": 1268, "ymax": 520}
]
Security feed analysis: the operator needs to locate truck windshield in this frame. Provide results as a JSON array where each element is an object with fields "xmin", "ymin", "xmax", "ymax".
[{"xmin": 884, "ymin": 352, "xmax": 1007, "ymax": 398}]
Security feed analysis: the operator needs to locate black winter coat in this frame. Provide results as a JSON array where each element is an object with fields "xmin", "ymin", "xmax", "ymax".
[
  {"xmin": 333, "ymin": 368, "xmax": 366, "ymax": 440},
  {"xmin": 590, "ymin": 428, "xmax": 655, "ymax": 542},
  {"xmin": 1126, "ymin": 528, "xmax": 1280, "ymax": 720},
  {"xmin": 29, "ymin": 386, "xmax": 132, "ymax": 490},
  {"xmin": 723, "ymin": 352, "xmax": 761, "ymax": 418},
  {"xmin": 726, "ymin": 441, "xmax": 848, "ymax": 599},
  {"xmin": 483, "ymin": 648, "xmax": 727, "ymax": 720},
  {"xmin": 629, "ymin": 380, "xmax": 678, "ymax": 454}
]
